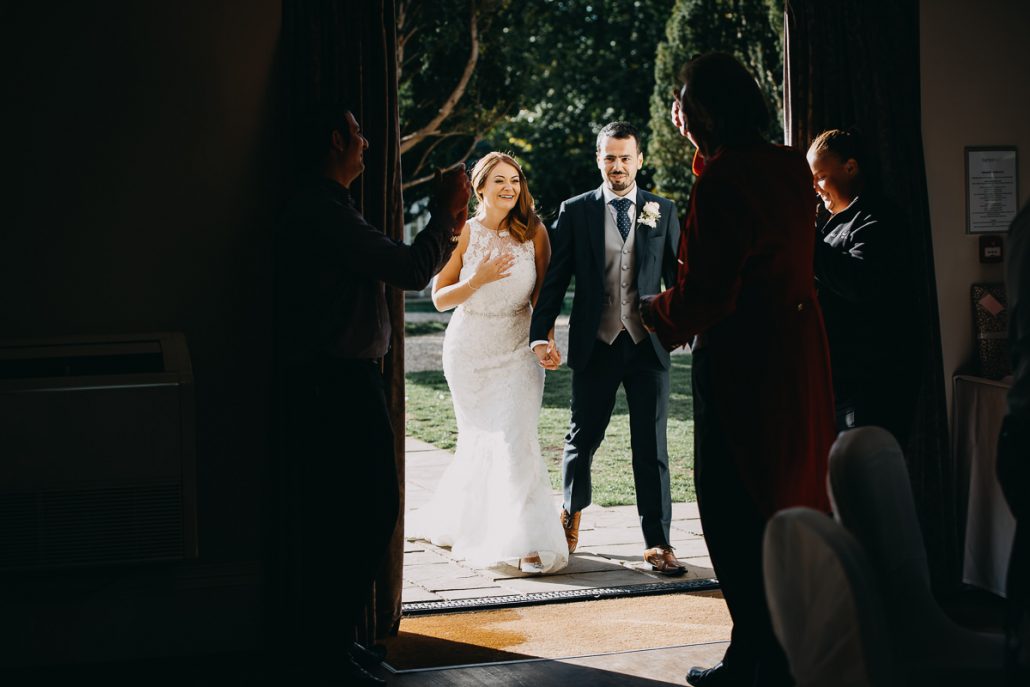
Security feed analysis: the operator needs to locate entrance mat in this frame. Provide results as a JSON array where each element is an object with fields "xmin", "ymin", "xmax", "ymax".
[
  {"xmin": 402, "ymin": 578, "xmax": 719, "ymax": 616},
  {"xmin": 384, "ymin": 590, "xmax": 730, "ymax": 671}
]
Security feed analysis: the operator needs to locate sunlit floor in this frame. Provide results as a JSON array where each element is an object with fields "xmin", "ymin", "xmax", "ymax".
[{"xmin": 391, "ymin": 437, "xmax": 725, "ymax": 685}]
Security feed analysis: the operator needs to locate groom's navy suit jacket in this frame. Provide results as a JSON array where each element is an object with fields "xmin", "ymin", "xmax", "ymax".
[{"xmin": 531, "ymin": 185, "xmax": 680, "ymax": 370}]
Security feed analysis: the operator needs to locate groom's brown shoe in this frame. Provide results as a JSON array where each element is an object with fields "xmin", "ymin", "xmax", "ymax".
[
  {"xmin": 643, "ymin": 545, "xmax": 687, "ymax": 576},
  {"xmin": 560, "ymin": 509, "xmax": 581, "ymax": 553}
]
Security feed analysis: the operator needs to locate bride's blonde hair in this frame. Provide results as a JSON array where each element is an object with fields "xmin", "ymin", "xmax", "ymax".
[{"xmin": 469, "ymin": 152, "xmax": 540, "ymax": 243}]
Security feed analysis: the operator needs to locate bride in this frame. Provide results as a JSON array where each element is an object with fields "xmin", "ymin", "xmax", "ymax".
[{"xmin": 414, "ymin": 152, "xmax": 569, "ymax": 574}]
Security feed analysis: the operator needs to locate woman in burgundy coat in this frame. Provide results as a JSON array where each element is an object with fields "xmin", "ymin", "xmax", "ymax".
[{"xmin": 641, "ymin": 53, "xmax": 835, "ymax": 687}]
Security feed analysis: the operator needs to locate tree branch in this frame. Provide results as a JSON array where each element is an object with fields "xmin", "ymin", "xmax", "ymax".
[
  {"xmin": 402, "ymin": 137, "xmax": 480, "ymax": 191},
  {"xmin": 396, "ymin": 0, "xmax": 420, "ymax": 82},
  {"xmin": 400, "ymin": 0, "xmax": 479, "ymax": 154},
  {"xmin": 412, "ymin": 132, "xmax": 465, "ymax": 178}
]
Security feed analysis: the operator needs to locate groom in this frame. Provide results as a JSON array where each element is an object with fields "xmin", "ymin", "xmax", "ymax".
[{"xmin": 530, "ymin": 121, "xmax": 685, "ymax": 575}]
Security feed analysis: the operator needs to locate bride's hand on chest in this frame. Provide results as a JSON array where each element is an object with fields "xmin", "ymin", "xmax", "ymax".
[{"xmin": 470, "ymin": 249, "xmax": 517, "ymax": 287}]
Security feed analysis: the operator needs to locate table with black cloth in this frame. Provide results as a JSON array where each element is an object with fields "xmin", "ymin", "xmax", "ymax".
[{"xmin": 954, "ymin": 374, "xmax": 1016, "ymax": 597}]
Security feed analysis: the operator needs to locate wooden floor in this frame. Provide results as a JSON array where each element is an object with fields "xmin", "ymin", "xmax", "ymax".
[
  {"xmin": 8, "ymin": 641, "xmax": 727, "ymax": 686},
  {"xmin": 382, "ymin": 641, "xmax": 728, "ymax": 686}
]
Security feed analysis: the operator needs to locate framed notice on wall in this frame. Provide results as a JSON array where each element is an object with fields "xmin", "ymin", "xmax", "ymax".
[{"xmin": 965, "ymin": 146, "xmax": 1019, "ymax": 233}]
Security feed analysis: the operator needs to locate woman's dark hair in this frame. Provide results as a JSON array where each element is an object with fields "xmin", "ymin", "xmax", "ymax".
[
  {"xmin": 808, "ymin": 127, "xmax": 881, "ymax": 190},
  {"xmin": 808, "ymin": 128, "xmax": 866, "ymax": 169},
  {"xmin": 676, "ymin": 52, "xmax": 769, "ymax": 155}
]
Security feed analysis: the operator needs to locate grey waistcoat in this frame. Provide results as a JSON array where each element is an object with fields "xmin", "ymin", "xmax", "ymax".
[{"xmin": 598, "ymin": 202, "xmax": 647, "ymax": 345}]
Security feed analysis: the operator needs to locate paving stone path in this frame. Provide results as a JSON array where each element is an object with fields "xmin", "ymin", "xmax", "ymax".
[{"xmin": 402, "ymin": 437, "xmax": 713, "ymax": 605}]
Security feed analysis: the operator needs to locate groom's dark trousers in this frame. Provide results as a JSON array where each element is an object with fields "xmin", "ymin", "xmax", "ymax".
[{"xmin": 565, "ymin": 330, "xmax": 672, "ymax": 547}]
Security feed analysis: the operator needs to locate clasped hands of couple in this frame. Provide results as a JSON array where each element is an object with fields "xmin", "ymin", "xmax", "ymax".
[{"xmin": 532, "ymin": 295, "xmax": 659, "ymax": 371}]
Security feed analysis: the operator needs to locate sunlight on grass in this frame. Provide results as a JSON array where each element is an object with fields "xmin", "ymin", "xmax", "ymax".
[{"xmin": 404, "ymin": 356, "xmax": 695, "ymax": 506}]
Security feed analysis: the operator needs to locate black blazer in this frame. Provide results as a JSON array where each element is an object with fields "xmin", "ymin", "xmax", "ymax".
[
  {"xmin": 814, "ymin": 192, "xmax": 921, "ymax": 403},
  {"xmin": 531, "ymin": 185, "xmax": 680, "ymax": 370}
]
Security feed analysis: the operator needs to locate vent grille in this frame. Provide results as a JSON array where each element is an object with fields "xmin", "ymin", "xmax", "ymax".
[{"xmin": 0, "ymin": 483, "xmax": 184, "ymax": 570}]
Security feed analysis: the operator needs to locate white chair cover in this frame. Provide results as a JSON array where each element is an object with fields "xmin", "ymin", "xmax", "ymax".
[
  {"xmin": 827, "ymin": 427, "xmax": 1005, "ymax": 681},
  {"xmin": 764, "ymin": 507, "xmax": 894, "ymax": 687}
]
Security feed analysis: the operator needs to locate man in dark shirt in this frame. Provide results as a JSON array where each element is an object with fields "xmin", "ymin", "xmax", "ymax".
[
  {"xmin": 275, "ymin": 106, "xmax": 469, "ymax": 686},
  {"xmin": 807, "ymin": 129, "xmax": 920, "ymax": 446}
]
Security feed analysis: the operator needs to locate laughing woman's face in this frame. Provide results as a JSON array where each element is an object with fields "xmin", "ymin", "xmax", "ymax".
[
  {"xmin": 479, "ymin": 161, "xmax": 521, "ymax": 213},
  {"xmin": 807, "ymin": 149, "xmax": 860, "ymax": 214}
]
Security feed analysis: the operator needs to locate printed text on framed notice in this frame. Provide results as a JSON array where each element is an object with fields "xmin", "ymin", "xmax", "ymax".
[{"xmin": 966, "ymin": 146, "xmax": 1018, "ymax": 233}]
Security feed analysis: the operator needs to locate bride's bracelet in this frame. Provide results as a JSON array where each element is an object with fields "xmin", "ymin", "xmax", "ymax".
[{"xmin": 467, "ymin": 277, "xmax": 479, "ymax": 291}]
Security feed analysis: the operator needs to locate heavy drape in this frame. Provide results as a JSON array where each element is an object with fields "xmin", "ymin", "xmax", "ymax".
[
  {"xmin": 784, "ymin": 0, "xmax": 957, "ymax": 585},
  {"xmin": 281, "ymin": 0, "xmax": 406, "ymax": 640}
]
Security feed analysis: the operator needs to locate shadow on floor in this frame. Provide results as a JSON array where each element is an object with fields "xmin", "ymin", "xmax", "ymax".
[{"xmin": 383, "ymin": 631, "xmax": 534, "ymax": 671}]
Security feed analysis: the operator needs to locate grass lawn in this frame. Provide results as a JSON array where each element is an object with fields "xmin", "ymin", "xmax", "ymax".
[
  {"xmin": 404, "ymin": 299, "xmax": 440, "ymax": 313},
  {"xmin": 404, "ymin": 320, "xmax": 447, "ymax": 336},
  {"xmin": 404, "ymin": 355, "xmax": 695, "ymax": 506},
  {"xmin": 406, "ymin": 293, "xmax": 576, "ymax": 315}
]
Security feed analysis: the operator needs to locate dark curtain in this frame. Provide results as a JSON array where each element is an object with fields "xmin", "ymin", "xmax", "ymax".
[
  {"xmin": 784, "ymin": 0, "xmax": 957, "ymax": 585},
  {"xmin": 281, "ymin": 0, "xmax": 406, "ymax": 640}
]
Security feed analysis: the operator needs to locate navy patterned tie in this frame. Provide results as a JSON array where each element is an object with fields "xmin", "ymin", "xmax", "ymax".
[{"xmin": 611, "ymin": 197, "xmax": 632, "ymax": 242}]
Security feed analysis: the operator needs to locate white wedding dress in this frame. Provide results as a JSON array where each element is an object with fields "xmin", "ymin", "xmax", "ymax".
[{"xmin": 415, "ymin": 217, "xmax": 569, "ymax": 573}]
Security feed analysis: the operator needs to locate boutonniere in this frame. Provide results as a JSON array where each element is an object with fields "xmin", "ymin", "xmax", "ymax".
[{"xmin": 638, "ymin": 201, "xmax": 661, "ymax": 228}]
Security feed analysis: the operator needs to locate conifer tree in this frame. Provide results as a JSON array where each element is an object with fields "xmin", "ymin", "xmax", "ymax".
[{"xmin": 647, "ymin": 0, "xmax": 783, "ymax": 211}]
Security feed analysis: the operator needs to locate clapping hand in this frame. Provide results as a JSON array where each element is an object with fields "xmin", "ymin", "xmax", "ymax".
[
  {"xmin": 670, "ymin": 99, "xmax": 686, "ymax": 137},
  {"xmin": 433, "ymin": 163, "xmax": 472, "ymax": 233},
  {"xmin": 470, "ymin": 249, "xmax": 515, "ymax": 289}
]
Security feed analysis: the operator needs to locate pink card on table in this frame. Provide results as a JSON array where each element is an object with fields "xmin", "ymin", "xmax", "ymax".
[{"xmin": 978, "ymin": 293, "xmax": 1005, "ymax": 317}]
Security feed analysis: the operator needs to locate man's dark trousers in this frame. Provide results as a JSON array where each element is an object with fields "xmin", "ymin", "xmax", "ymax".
[
  {"xmin": 563, "ymin": 331, "xmax": 672, "ymax": 547},
  {"xmin": 280, "ymin": 357, "xmax": 399, "ymax": 670}
]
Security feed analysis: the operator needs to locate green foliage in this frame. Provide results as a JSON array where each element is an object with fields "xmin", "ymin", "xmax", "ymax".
[
  {"xmin": 400, "ymin": 0, "xmax": 674, "ymax": 220},
  {"xmin": 398, "ymin": 0, "xmax": 536, "ymax": 186},
  {"xmin": 400, "ymin": 0, "xmax": 784, "ymax": 225},
  {"xmin": 405, "ymin": 355, "xmax": 696, "ymax": 506},
  {"xmin": 647, "ymin": 0, "xmax": 784, "ymax": 210},
  {"xmin": 486, "ymin": 0, "xmax": 673, "ymax": 219}
]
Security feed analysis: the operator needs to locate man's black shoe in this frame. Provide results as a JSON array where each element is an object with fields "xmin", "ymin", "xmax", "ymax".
[
  {"xmin": 350, "ymin": 641, "xmax": 387, "ymax": 670},
  {"xmin": 686, "ymin": 662, "xmax": 743, "ymax": 686},
  {"xmin": 341, "ymin": 654, "xmax": 385, "ymax": 686}
]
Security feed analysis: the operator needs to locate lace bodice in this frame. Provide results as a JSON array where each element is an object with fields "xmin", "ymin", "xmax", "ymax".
[{"xmin": 459, "ymin": 217, "xmax": 537, "ymax": 315}]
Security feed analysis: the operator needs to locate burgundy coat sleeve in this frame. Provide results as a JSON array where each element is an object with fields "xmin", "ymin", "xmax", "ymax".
[{"xmin": 649, "ymin": 172, "xmax": 753, "ymax": 349}]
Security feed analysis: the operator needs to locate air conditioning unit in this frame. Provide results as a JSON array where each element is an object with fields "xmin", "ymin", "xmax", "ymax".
[{"xmin": 0, "ymin": 333, "xmax": 197, "ymax": 570}]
